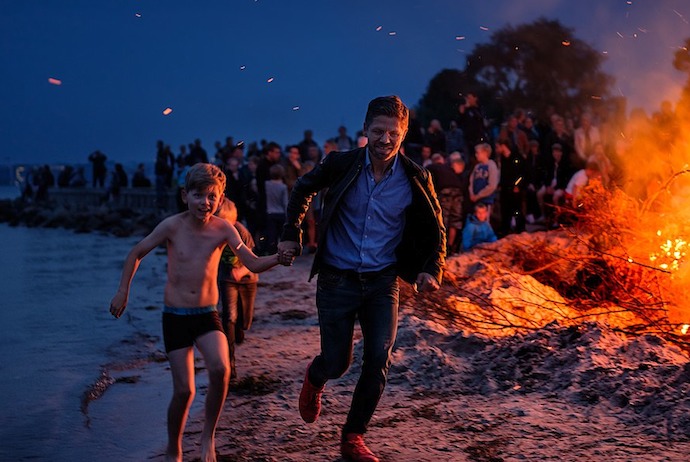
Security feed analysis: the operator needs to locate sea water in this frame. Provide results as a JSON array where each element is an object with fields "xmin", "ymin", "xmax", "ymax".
[{"xmin": 0, "ymin": 218, "xmax": 173, "ymax": 460}]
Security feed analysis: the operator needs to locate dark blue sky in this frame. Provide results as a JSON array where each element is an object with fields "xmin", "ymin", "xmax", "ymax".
[{"xmin": 2, "ymin": 0, "xmax": 690, "ymax": 166}]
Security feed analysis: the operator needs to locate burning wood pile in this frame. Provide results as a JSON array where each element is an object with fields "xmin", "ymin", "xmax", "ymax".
[{"xmin": 406, "ymin": 170, "xmax": 689, "ymax": 346}]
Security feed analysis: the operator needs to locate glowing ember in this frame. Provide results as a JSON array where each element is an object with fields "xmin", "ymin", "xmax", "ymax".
[
  {"xmin": 388, "ymin": 31, "xmax": 397, "ymax": 36},
  {"xmin": 456, "ymin": 36, "xmax": 465, "ymax": 40},
  {"xmin": 240, "ymin": 65, "xmax": 246, "ymax": 70},
  {"xmin": 292, "ymin": 106, "xmax": 300, "ymax": 111},
  {"xmin": 48, "ymin": 77, "xmax": 62, "ymax": 85},
  {"xmin": 562, "ymin": 40, "xmax": 571, "ymax": 46},
  {"xmin": 480, "ymin": 26, "xmax": 489, "ymax": 31},
  {"xmin": 682, "ymin": 325, "xmax": 690, "ymax": 335},
  {"xmin": 162, "ymin": 107, "xmax": 172, "ymax": 116},
  {"xmin": 267, "ymin": 77, "xmax": 274, "ymax": 83},
  {"xmin": 376, "ymin": 26, "xmax": 382, "ymax": 32},
  {"xmin": 649, "ymin": 236, "xmax": 687, "ymax": 272},
  {"xmin": 135, "ymin": 13, "xmax": 142, "ymax": 18}
]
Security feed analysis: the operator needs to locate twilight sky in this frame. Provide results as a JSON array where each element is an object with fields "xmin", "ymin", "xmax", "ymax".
[{"xmin": 2, "ymin": 0, "xmax": 690, "ymax": 166}]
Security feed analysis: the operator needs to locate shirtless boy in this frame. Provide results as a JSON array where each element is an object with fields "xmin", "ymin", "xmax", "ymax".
[{"xmin": 109, "ymin": 163, "xmax": 291, "ymax": 462}]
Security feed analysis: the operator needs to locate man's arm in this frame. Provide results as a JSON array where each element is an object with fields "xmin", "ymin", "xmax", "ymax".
[{"xmin": 279, "ymin": 152, "xmax": 337, "ymax": 247}]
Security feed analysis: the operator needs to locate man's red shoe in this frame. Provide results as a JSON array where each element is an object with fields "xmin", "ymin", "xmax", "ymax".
[
  {"xmin": 298, "ymin": 362, "xmax": 324, "ymax": 423},
  {"xmin": 340, "ymin": 433, "xmax": 380, "ymax": 462}
]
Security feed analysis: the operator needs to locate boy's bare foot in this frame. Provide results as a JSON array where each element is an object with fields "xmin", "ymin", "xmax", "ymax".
[{"xmin": 201, "ymin": 438, "xmax": 217, "ymax": 462}]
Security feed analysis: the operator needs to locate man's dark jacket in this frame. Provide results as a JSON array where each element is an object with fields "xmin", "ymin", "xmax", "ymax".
[{"xmin": 280, "ymin": 147, "xmax": 446, "ymax": 284}]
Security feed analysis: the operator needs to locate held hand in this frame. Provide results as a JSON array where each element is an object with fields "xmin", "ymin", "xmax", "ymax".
[
  {"xmin": 109, "ymin": 291, "xmax": 128, "ymax": 319},
  {"xmin": 277, "ymin": 249, "xmax": 296, "ymax": 266},
  {"xmin": 277, "ymin": 240, "xmax": 301, "ymax": 266},
  {"xmin": 413, "ymin": 273, "xmax": 440, "ymax": 293}
]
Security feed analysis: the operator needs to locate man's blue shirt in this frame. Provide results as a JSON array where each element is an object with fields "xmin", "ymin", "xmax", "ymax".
[{"xmin": 322, "ymin": 151, "xmax": 412, "ymax": 272}]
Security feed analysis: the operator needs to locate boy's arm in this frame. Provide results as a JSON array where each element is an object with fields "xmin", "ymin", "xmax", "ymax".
[
  {"xmin": 109, "ymin": 220, "xmax": 170, "ymax": 318},
  {"xmin": 224, "ymin": 221, "xmax": 281, "ymax": 272}
]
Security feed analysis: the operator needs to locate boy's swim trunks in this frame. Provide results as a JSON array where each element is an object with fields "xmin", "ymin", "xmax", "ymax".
[{"xmin": 162, "ymin": 305, "xmax": 224, "ymax": 353}]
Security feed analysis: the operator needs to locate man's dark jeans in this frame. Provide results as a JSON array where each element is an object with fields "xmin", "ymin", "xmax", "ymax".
[{"xmin": 309, "ymin": 265, "xmax": 399, "ymax": 435}]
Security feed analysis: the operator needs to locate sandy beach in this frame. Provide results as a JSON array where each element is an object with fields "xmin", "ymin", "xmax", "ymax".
[
  {"xmin": 90, "ymin": 247, "xmax": 690, "ymax": 462},
  {"xmin": 1, "ymin": 216, "xmax": 689, "ymax": 461}
]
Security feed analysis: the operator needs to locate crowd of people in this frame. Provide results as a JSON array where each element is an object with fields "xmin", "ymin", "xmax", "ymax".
[
  {"xmin": 20, "ymin": 92, "xmax": 627, "ymax": 258},
  {"xmin": 151, "ymin": 92, "xmax": 620, "ymax": 256},
  {"xmin": 403, "ymin": 93, "xmax": 624, "ymax": 253}
]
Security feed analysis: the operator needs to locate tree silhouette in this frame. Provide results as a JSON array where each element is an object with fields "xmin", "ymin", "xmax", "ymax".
[{"xmin": 416, "ymin": 18, "xmax": 614, "ymax": 126}]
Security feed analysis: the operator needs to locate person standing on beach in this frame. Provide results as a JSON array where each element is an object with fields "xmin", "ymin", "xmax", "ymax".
[
  {"xmin": 109, "ymin": 163, "xmax": 292, "ymax": 462},
  {"xmin": 88, "ymin": 150, "xmax": 107, "ymax": 188},
  {"xmin": 215, "ymin": 198, "xmax": 259, "ymax": 380},
  {"xmin": 278, "ymin": 95, "xmax": 446, "ymax": 462}
]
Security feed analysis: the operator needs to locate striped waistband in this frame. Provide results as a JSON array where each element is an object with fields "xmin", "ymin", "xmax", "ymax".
[{"xmin": 163, "ymin": 305, "xmax": 217, "ymax": 315}]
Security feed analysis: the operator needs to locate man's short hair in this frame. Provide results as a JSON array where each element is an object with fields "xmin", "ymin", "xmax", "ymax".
[
  {"xmin": 364, "ymin": 95, "xmax": 409, "ymax": 130},
  {"xmin": 185, "ymin": 163, "xmax": 226, "ymax": 193}
]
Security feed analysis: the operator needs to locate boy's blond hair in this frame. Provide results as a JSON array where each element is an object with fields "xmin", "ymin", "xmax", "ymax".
[
  {"xmin": 216, "ymin": 197, "xmax": 238, "ymax": 224},
  {"xmin": 185, "ymin": 163, "xmax": 226, "ymax": 193}
]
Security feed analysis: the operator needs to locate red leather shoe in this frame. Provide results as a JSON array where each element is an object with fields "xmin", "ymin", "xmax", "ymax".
[
  {"xmin": 298, "ymin": 361, "xmax": 324, "ymax": 423},
  {"xmin": 341, "ymin": 433, "xmax": 380, "ymax": 462}
]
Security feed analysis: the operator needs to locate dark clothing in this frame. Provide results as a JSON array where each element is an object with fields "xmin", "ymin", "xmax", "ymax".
[
  {"xmin": 88, "ymin": 151, "xmax": 107, "ymax": 188},
  {"xmin": 537, "ymin": 155, "xmax": 572, "ymax": 190},
  {"xmin": 426, "ymin": 163, "xmax": 462, "ymax": 191},
  {"xmin": 281, "ymin": 147, "xmax": 446, "ymax": 285},
  {"xmin": 541, "ymin": 131, "xmax": 574, "ymax": 167},
  {"xmin": 311, "ymin": 264, "xmax": 399, "ymax": 435},
  {"xmin": 219, "ymin": 222, "xmax": 258, "ymax": 372},
  {"xmin": 498, "ymin": 152, "xmax": 528, "ymax": 235},
  {"xmin": 445, "ymin": 128, "xmax": 467, "ymax": 158},
  {"xmin": 162, "ymin": 309, "xmax": 224, "ymax": 353},
  {"xmin": 427, "ymin": 163, "xmax": 464, "ymax": 230},
  {"xmin": 132, "ymin": 171, "xmax": 152, "ymax": 188},
  {"xmin": 458, "ymin": 106, "xmax": 488, "ymax": 150},
  {"xmin": 424, "ymin": 130, "xmax": 446, "ymax": 155},
  {"xmin": 281, "ymin": 146, "xmax": 445, "ymax": 436}
]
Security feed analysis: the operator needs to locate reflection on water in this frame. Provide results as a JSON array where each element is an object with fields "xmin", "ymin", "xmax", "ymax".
[{"xmin": 0, "ymin": 224, "xmax": 169, "ymax": 461}]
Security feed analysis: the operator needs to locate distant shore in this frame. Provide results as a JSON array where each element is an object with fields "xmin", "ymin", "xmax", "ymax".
[{"xmin": 0, "ymin": 191, "xmax": 167, "ymax": 238}]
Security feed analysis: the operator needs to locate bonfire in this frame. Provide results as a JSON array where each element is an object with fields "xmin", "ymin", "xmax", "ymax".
[{"xmin": 407, "ymin": 161, "xmax": 689, "ymax": 346}]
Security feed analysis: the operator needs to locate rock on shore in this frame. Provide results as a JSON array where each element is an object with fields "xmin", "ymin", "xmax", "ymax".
[{"xmin": 0, "ymin": 198, "xmax": 162, "ymax": 237}]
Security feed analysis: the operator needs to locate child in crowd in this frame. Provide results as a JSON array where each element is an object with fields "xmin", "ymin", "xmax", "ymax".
[
  {"xmin": 215, "ymin": 198, "xmax": 259, "ymax": 380},
  {"xmin": 109, "ymin": 163, "xmax": 289, "ymax": 462},
  {"xmin": 564, "ymin": 160, "xmax": 601, "ymax": 208},
  {"xmin": 468, "ymin": 142, "xmax": 499, "ymax": 216},
  {"xmin": 462, "ymin": 202, "xmax": 498, "ymax": 251}
]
